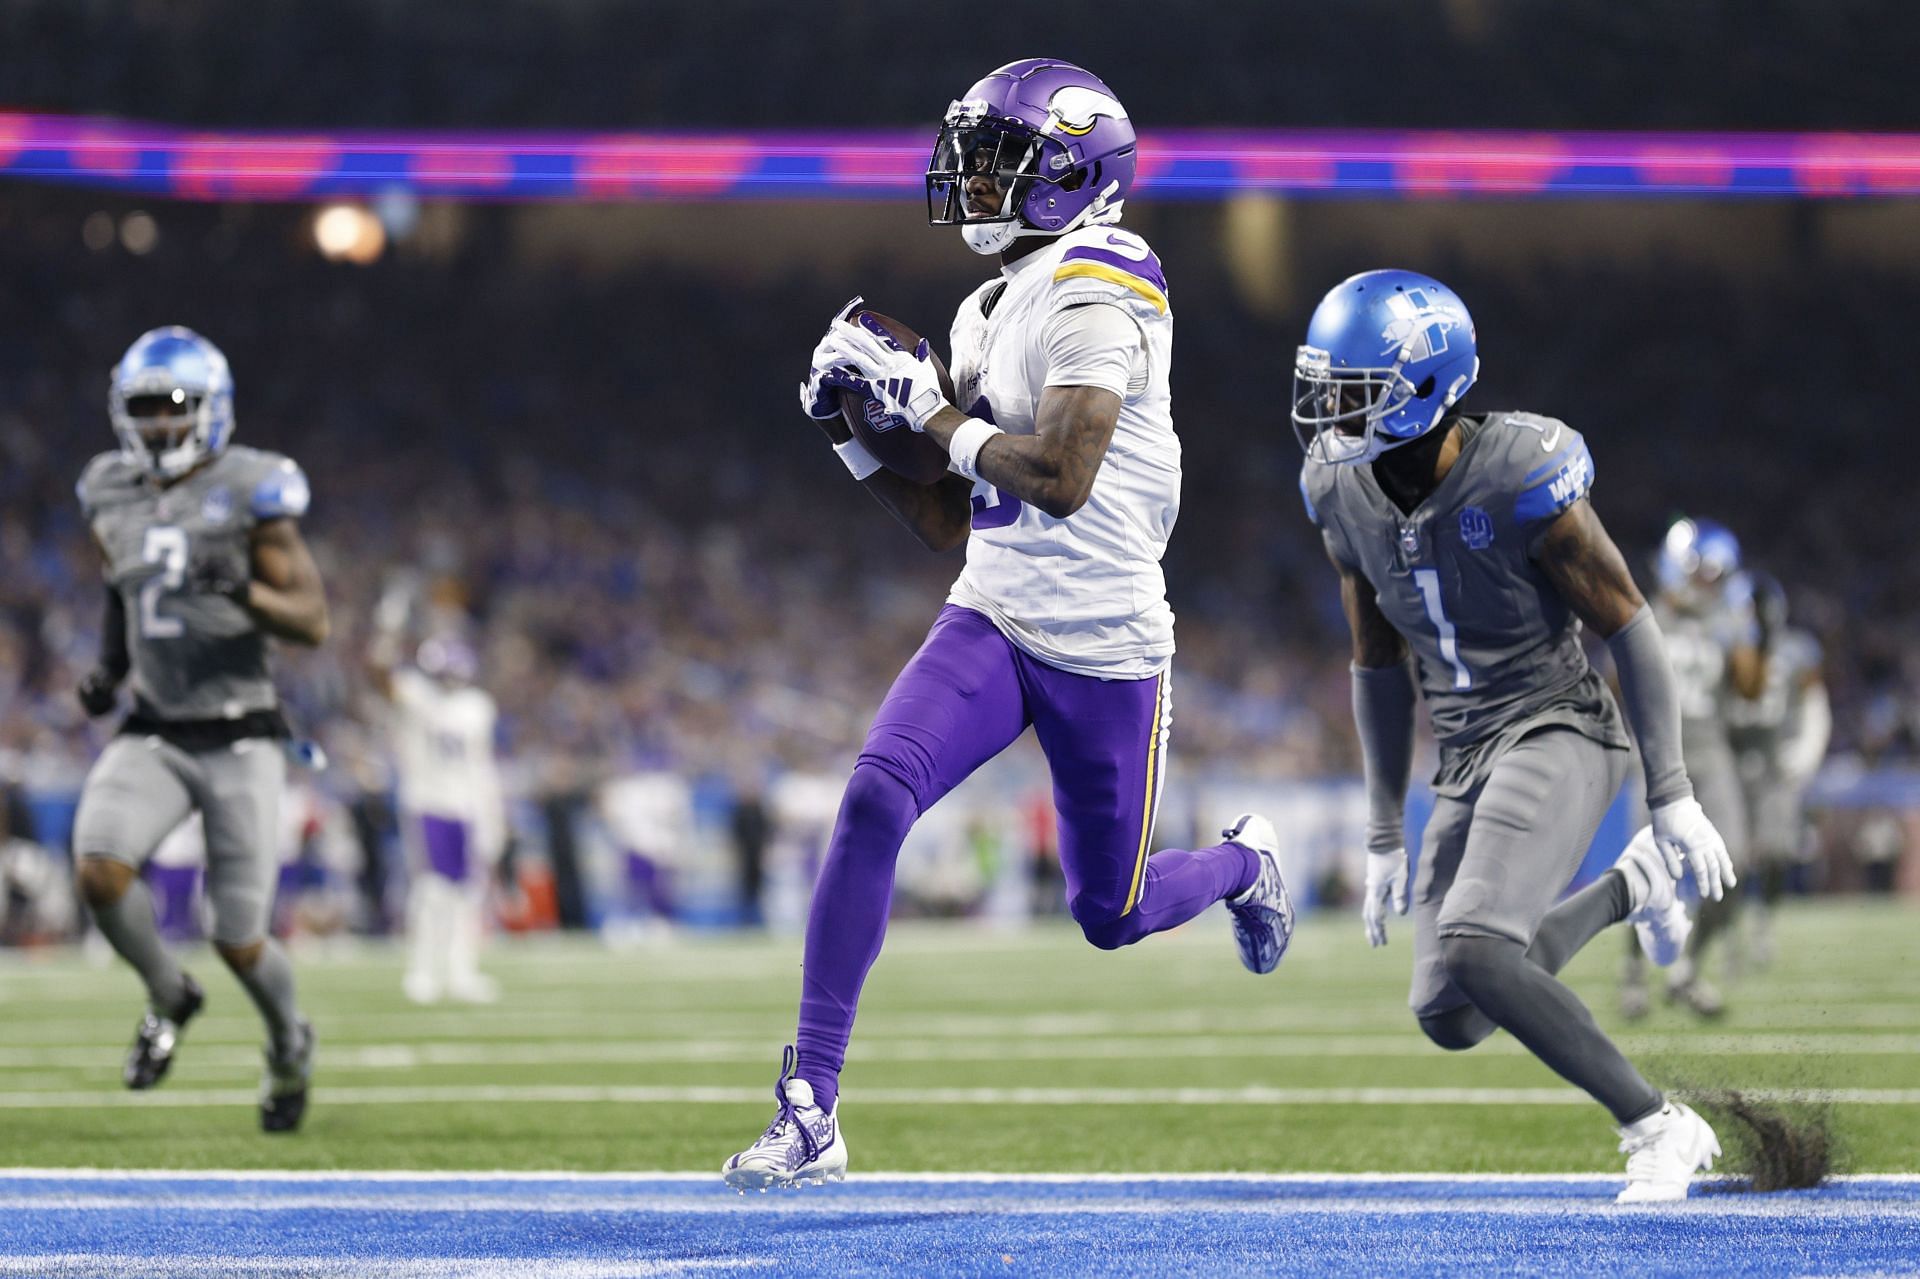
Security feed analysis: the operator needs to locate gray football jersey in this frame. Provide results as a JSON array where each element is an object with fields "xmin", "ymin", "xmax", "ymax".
[
  {"xmin": 1303, "ymin": 413, "xmax": 1629, "ymax": 797},
  {"xmin": 78, "ymin": 445, "xmax": 311, "ymax": 721},
  {"xmin": 1652, "ymin": 584, "xmax": 1754, "ymax": 756},
  {"xmin": 1728, "ymin": 626, "xmax": 1822, "ymax": 760}
]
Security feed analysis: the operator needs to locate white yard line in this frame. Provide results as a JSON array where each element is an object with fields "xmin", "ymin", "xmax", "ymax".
[
  {"xmin": 7, "ymin": 1030, "xmax": 1920, "ymax": 1072},
  {"xmin": 8, "ymin": 1004, "xmax": 1920, "ymax": 1046},
  {"xmin": 2, "ymin": 1084, "xmax": 1918, "ymax": 1109}
]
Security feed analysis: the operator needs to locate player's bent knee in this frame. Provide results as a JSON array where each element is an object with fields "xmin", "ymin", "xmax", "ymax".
[
  {"xmin": 214, "ymin": 938, "xmax": 266, "ymax": 970},
  {"xmin": 75, "ymin": 855, "xmax": 136, "ymax": 908},
  {"xmin": 1418, "ymin": 1004, "xmax": 1497, "ymax": 1051},
  {"xmin": 835, "ymin": 763, "xmax": 919, "ymax": 843},
  {"xmin": 1438, "ymin": 931, "xmax": 1525, "ymax": 1002},
  {"xmin": 1072, "ymin": 900, "xmax": 1148, "ymax": 951}
]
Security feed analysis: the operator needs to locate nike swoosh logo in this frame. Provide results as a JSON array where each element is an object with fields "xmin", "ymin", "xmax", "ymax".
[{"xmin": 1540, "ymin": 425, "xmax": 1562, "ymax": 452}]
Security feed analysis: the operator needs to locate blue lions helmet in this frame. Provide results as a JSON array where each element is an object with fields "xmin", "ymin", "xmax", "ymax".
[
  {"xmin": 1292, "ymin": 269, "xmax": 1480, "ymax": 465},
  {"xmin": 109, "ymin": 326, "xmax": 235, "ymax": 480},
  {"xmin": 1658, "ymin": 517, "xmax": 1742, "ymax": 598}
]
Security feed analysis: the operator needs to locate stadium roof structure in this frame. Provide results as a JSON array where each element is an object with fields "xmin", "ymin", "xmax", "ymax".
[{"xmin": 3, "ymin": 113, "xmax": 1919, "ymax": 201}]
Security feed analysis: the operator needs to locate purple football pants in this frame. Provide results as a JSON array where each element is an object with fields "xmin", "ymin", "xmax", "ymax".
[{"xmin": 795, "ymin": 606, "xmax": 1258, "ymax": 1111}]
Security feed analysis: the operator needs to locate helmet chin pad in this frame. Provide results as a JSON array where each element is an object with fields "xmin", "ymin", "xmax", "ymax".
[{"xmin": 958, "ymin": 190, "xmax": 1125, "ymax": 256}]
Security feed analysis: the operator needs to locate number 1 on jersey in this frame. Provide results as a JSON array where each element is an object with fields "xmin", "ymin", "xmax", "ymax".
[{"xmin": 1412, "ymin": 567, "xmax": 1472, "ymax": 690}]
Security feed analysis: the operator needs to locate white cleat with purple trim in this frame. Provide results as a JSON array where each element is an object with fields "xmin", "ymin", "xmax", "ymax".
[
  {"xmin": 722, "ymin": 1049, "xmax": 847, "ymax": 1192},
  {"xmin": 1222, "ymin": 813, "xmax": 1294, "ymax": 975}
]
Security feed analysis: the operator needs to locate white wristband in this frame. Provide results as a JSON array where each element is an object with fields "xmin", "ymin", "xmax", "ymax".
[
  {"xmin": 833, "ymin": 437, "xmax": 883, "ymax": 481},
  {"xmin": 946, "ymin": 417, "xmax": 1004, "ymax": 481}
]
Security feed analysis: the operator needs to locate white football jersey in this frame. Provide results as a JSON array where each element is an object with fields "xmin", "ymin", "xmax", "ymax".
[
  {"xmin": 390, "ymin": 669, "xmax": 504, "ymax": 841},
  {"xmin": 944, "ymin": 224, "xmax": 1179, "ymax": 679}
]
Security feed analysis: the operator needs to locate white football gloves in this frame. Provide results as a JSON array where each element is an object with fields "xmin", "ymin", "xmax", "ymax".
[
  {"xmin": 1650, "ymin": 796, "xmax": 1736, "ymax": 902},
  {"xmin": 818, "ymin": 314, "xmax": 949, "ymax": 431},
  {"xmin": 799, "ymin": 296, "xmax": 865, "ymax": 421},
  {"xmin": 1361, "ymin": 847, "xmax": 1411, "ymax": 947}
]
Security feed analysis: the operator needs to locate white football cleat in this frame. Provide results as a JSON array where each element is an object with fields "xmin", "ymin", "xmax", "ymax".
[
  {"xmin": 723, "ymin": 1050, "xmax": 847, "ymax": 1192},
  {"xmin": 1616, "ymin": 1100, "xmax": 1720, "ymax": 1203},
  {"xmin": 1617, "ymin": 826, "xmax": 1692, "ymax": 968},
  {"xmin": 1222, "ymin": 813, "xmax": 1294, "ymax": 975}
]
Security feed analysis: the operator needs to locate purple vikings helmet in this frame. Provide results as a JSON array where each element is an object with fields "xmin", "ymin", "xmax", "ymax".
[
  {"xmin": 109, "ymin": 326, "xmax": 236, "ymax": 480},
  {"xmin": 1291, "ymin": 270, "xmax": 1480, "ymax": 466},
  {"xmin": 926, "ymin": 59, "xmax": 1138, "ymax": 256}
]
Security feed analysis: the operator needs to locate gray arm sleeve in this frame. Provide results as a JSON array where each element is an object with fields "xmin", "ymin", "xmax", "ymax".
[
  {"xmin": 1606, "ymin": 604, "xmax": 1694, "ymax": 809},
  {"xmin": 1352, "ymin": 660, "xmax": 1417, "ymax": 855}
]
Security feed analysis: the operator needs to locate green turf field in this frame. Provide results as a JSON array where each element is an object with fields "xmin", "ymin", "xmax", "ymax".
[{"xmin": 1, "ymin": 899, "xmax": 1915, "ymax": 1174}]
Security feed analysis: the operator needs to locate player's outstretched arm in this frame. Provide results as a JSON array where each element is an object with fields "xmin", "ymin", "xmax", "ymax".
[
  {"xmin": 922, "ymin": 384, "xmax": 1120, "ymax": 520},
  {"xmin": 1333, "ymin": 552, "xmax": 1415, "ymax": 945},
  {"xmin": 244, "ymin": 518, "xmax": 331, "ymax": 647},
  {"xmin": 1534, "ymin": 499, "xmax": 1734, "ymax": 898}
]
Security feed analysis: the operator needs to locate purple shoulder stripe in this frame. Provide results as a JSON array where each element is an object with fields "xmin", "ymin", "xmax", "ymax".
[{"xmin": 1059, "ymin": 238, "xmax": 1168, "ymax": 295}]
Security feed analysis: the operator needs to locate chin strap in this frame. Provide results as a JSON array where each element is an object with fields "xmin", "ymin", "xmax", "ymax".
[{"xmin": 960, "ymin": 182, "xmax": 1128, "ymax": 256}]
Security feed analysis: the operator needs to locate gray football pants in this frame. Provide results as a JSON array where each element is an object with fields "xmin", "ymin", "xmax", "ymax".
[
  {"xmin": 72, "ymin": 735, "xmax": 286, "ymax": 946},
  {"xmin": 1410, "ymin": 727, "xmax": 1631, "ymax": 1017},
  {"xmin": 1409, "ymin": 727, "xmax": 1661, "ymax": 1123}
]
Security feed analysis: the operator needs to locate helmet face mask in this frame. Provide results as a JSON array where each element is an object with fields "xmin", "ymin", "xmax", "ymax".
[
  {"xmin": 926, "ymin": 121, "xmax": 1045, "ymax": 228},
  {"xmin": 1291, "ymin": 348, "xmax": 1422, "ymax": 466},
  {"xmin": 109, "ymin": 327, "xmax": 234, "ymax": 481}
]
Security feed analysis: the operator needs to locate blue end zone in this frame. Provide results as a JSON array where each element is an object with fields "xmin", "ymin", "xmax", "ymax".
[{"xmin": 2, "ymin": 1172, "xmax": 1916, "ymax": 1277}]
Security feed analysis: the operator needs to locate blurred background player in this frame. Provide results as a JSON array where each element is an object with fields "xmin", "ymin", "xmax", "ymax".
[
  {"xmin": 1728, "ymin": 570, "xmax": 1831, "ymax": 968},
  {"xmin": 71, "ymin": 327, "xmax": 329, "ymax": 1132},
  {"xmin": 724, "ymin": 58, "xmax": 1294, "ymax": 1191},
  {"xmin": 1620, "ymin": 517, "xmax": 1762, "ymax": 1019},
  {"xmin": 596, "ymin": 768, "xmax": 693, "ymax": 942},
  {"xmin": 1295, "ymin": 269, "xmax": 1735, "ymax": 1202},
  {"xmin": 369, "ymin": 585, "xmax": 507, "ymax": 1004}
]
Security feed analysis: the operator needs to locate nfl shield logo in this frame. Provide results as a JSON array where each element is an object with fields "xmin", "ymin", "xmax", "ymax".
[
  {"xmin": 201, "ymin": 486, "xmax": 234, "ymax": 524},
  {"xmin": 1398, "ymin": 524, "xmax": 1420, "ymax": 558},
  {"xmin": 1459, "ymin": 506, "xmax": 1494, "ymax": 550}
]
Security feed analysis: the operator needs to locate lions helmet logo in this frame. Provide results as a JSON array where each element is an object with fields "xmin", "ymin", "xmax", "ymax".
[
  {"xmin": 1379, "ymin": 289, "xmax": 1463, "ymax": 363},
  {"xmin": 1045, "ymin": 85, "xmax": 1129, "ymax": 137}
]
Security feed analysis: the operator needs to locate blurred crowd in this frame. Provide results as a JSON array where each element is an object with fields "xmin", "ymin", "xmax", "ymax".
[
  {"xmin": 3, "ymin": 0, "xmax": 1900, "ymax": 134},
  {"xmin": 0, "ymin": 190, "xmax": 1913, "ymax": 911}
]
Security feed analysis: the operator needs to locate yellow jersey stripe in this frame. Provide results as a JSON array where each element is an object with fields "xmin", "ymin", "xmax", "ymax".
[
  {"xmin": 1051, "ymin": 261, "xmax": 1169, "ymax": 315},
  {"xmin": 1122, "ymin": 674, "xmax": 1165, "ymax": 915}
]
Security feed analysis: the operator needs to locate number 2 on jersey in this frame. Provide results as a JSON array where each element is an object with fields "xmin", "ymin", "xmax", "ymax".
[
  {"xmin": 138, "ymin": 525, "xmax": 189, "ymax": 639},
  {"xmin": 1412, "ymin": 567, "xmax": 1473, "ymax": 690}
]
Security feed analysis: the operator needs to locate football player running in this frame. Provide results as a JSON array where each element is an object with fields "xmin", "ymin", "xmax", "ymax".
[
  {"xmin": 1294, "ymin": 271, "xmax": 1735, "ymax": 1203},
  {"xmin": 368, "ymin": 605, "xmax": 507, "ymax": 1007},
  {"xmin": 1727, "ymin": 570, "xmax": 1829, "ymax": 969},
  {"xmin": 72, "ymin": 328, "xmax": 330, "ymax": 1132},
  {"xmin": 724, "ymin": 59, "xmax": 1294, "ymax": 1190},
  {"xmin": 1619, "ymin": 518, "xmax": 1764, "ymax": 1018}
]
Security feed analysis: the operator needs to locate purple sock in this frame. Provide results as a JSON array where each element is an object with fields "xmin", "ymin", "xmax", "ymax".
[
  {"xmin": 793, "ymin": 764, "xmax": 919, "ymax": 1113},
  {"xmin": 1139, "ymin": 840, "xmax": 1260, "ymax": 921}
]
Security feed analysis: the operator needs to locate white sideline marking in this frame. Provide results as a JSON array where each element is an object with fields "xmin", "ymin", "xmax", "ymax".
[
  {"xmin": 6, "ymin": 1168, "xmax": 1919, "ymax": 1184},
  {"xmin": 7, "ymin": 1030, "xmax": 1920, "ymax": 1071},
  {"xmin": 0, "ymin": 1257, "xmax": 758, "ymax": 1278},
  {"xmin": 3, "ymin": 1084, "xmax": 1919, "ymax": 1109}
]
